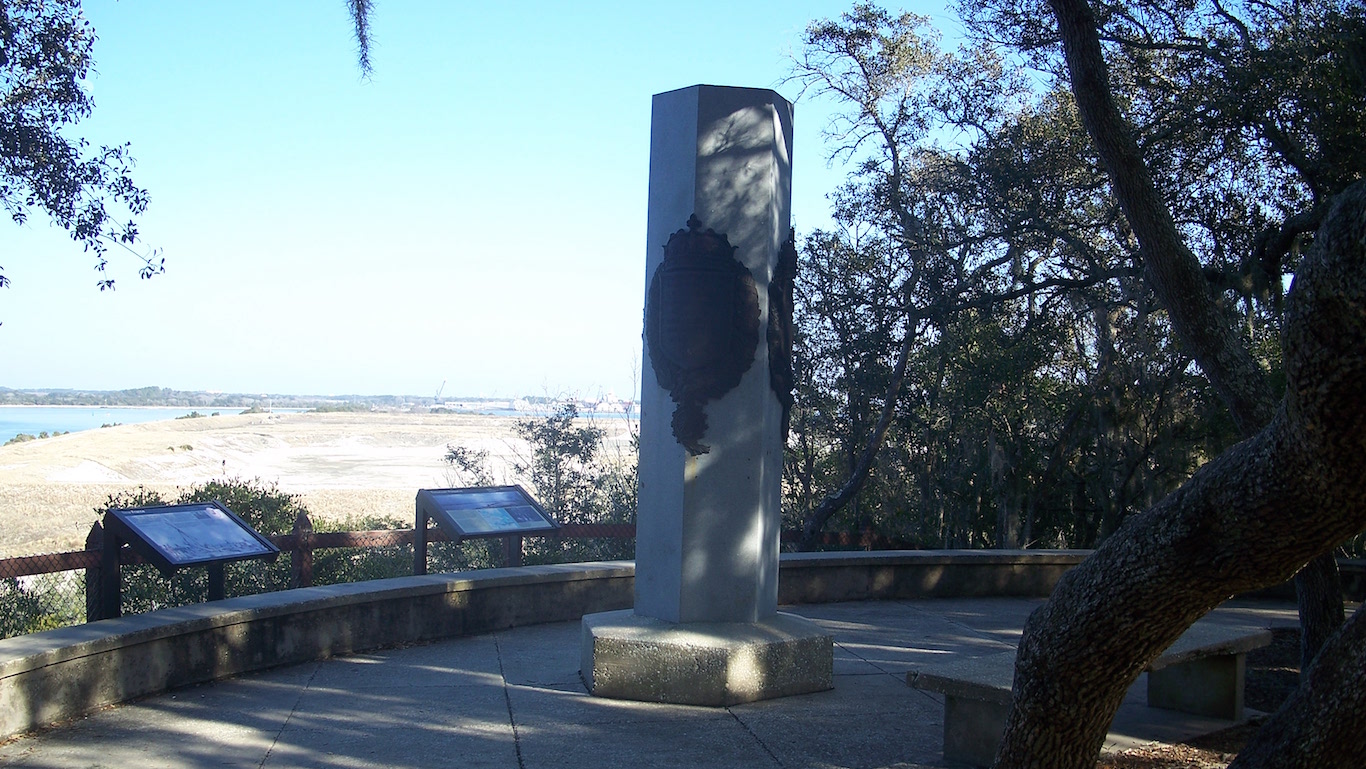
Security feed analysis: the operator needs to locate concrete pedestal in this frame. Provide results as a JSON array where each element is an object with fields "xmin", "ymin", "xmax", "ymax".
[{"xmin": 581, "ymin": 609, "xmax": 832, "ymax": 706}]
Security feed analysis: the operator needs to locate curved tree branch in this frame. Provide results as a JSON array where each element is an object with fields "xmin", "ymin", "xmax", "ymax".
[
  {"xmin": 1048, "ymin": 0, "xmax": 1278, "ymax": 435},
  {"xmin": 989, "ymin": 2, "xmax": 1363, "ymax": 765},
  {"xmin": 994, "ymin": 178, "xmax": 1366, "ymax": 769}
]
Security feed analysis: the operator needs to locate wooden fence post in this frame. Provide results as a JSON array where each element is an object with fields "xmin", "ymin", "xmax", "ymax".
[
  {"xmin": 504, "ymin": 535, "xmax": 524, "ymax": 567},
  {"xmin": 291, "ymin": 511, "xmax": 314, "ymax": 588},
  {"xmin": 84, "ymin": 522, "xmax": 103, "ymax": 623}
]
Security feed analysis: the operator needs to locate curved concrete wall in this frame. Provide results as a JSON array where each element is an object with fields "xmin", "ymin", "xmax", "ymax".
[
  {"xmin": 778, "ymin": 549, "xmax": 1088, "ymax": 603},
  {"xmin": 0, "ymin": 550, "xmax": 1087, "ymax": 740}
]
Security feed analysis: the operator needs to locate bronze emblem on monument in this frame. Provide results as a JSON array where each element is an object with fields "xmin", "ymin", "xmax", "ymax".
[
  {"xmin": 767, "ymin": 229, "xmax": 797, "ymax": 441},
  {"xmin": 646, "ymin": 214, "xmax": 761, "ymax": 455}
]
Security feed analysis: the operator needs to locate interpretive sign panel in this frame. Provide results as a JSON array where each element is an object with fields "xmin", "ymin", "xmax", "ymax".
[
  {"xmin": 413, "ymin": 485, "xmax": 559, "ymax": 575},
  {"xmin": 417, "ymin": 485, "xmax": 559, "ymax": 538},
  {"xmin": 93, "ymin": 501, "xmax": 281, "ymax": 620},
  {"xmin": 105, "ymin": 501, "xmax": 280, "ymax": 574}
]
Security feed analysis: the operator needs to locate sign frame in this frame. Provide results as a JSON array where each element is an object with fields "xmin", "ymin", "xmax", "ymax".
[
  {"xmin": 104, "ymin": 501, "xmax": 280, "ymax": 575},
  {"xmin": 414, "ymin": 485, "xmax": 559, "ymax": 575},
  {"xmin": 95, "ymin": 501, "xmax": 280, "ymax": 621}
]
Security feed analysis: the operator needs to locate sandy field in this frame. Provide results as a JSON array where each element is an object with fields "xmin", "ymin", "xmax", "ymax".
[{"xmin": 0, "ymin": 411, "xmax": 637, "ymax": 558}]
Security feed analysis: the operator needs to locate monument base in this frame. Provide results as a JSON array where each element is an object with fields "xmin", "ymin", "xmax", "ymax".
[{"xmin": 580, "ymin": 609, "xmax": 833, "ymax": 706}]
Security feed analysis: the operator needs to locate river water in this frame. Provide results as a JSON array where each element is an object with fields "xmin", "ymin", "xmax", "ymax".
[{"xmin": 0, "ymin": 406, "xmax": 297, "ymax": 442}]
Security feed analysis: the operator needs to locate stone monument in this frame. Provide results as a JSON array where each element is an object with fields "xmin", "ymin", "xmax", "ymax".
[{"xmin": 580, "ymin": 84, "xmax": 833, "ymax": 706}]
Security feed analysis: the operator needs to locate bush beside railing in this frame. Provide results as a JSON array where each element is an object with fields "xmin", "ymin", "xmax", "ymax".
[
  {"xmin": 6, "ymin": 519, "xmax": 1360, "ymax": 641},
  {"xmin": 0, "ymin": 518, "xmax": 926, "ymax": 639},
  {"xmin": 0, "ymin": 515, "xmax": 639, "ymax": 639}
]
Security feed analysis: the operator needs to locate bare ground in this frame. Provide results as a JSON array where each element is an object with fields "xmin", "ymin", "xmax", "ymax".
[{"xmin": 0, "ymin": 411, "xmax": 636, "ymax": 557}]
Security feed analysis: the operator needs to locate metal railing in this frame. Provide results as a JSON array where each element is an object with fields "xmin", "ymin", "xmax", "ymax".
[
  {"xmin": 0, "ymin": 514, "xmax": 924, "ymax": 639},
  {"xmin": 0, "ymin": 513, "xmax": 642, "ymax": 638}
]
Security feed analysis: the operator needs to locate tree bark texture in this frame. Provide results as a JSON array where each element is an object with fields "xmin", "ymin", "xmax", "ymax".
[
  {"xmin": 1228, "ymin": 605, "xmax": 1366, "ymax": 769},
  {"xmin": 1046, "ymin": 0, "xmax": 1345, "ymax": 663},
  {"xmin": 1295, "ymin": 550, "xmax": 1345, "ymax": 673},
  {"xmin": 992, "ymin": 180, "xmax": 1366, "ymax": 768}
]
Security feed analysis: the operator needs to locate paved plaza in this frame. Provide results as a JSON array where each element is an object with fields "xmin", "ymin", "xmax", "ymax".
[{"xmin": 0, "ymin": 597, "xmax": 1298, "ymax": 769}]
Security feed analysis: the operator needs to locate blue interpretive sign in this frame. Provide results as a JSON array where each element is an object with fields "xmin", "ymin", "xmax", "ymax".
[
  {"xmin": 106, "ymin": 502, "xmax": 279, "ymax": 571},
  {"xmin": 95, "ymin": 501, "xmax": 280, "ymax": 620},
  {"xmin": 418, "ymin": 485, "xmax": 559, "ymax": 537},
  {"xmin": 413, "ymin": 485, "xmax": 559, "ymax": 574}
]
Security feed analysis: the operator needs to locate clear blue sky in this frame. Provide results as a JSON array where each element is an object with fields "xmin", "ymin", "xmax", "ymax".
[{"xmin": 3, "ymin": 1, "xmax": 957, "ymax": 400}]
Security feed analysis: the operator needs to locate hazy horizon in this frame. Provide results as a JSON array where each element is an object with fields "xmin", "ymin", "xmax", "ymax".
[{"xmin": 0, "ymin": 384, "xmax": 639, "ymax": 402}]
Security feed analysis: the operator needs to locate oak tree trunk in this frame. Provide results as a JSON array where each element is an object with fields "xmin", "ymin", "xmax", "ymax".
[
  {"xmin": 992, "ymin": 176, "xmax": 1366, "ymax": 767},
  {"xmin": 1043, "ymin": 0, "xmax": 1346, "ymax": 673},
  {"xmin": 1229, "ymin": 605, "xmax": 1366, "ymax": 769}
]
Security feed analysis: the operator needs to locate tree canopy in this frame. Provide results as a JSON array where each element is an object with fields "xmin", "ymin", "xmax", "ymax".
[
  {"xmin": 1, "ymin": 0, "xmax": 378, "ymax": 298},
  {"xmin": 785, "ymin": 0, "xmax": 1363, "ymax": 547},
  {"xmin": 785, "ymin": 3, "xmax": 1241, "ymax": 551},
  {"xmin": 787, "ymin": 1, "xmax": 1365, "ymax": 765},
  {"xmin": 0, "ymin": 0, "xmax": 161, "ymax": 293}
]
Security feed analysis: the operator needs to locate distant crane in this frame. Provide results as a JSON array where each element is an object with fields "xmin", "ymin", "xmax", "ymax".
[{"xmin": 435, "ymin": 380, "xmax": 446, "ymax": 402}]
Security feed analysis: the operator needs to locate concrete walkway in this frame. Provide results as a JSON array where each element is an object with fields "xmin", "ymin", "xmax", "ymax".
[{"xmin": 0, "ymin": 598, "xmax": 1297, "ymax": 769}]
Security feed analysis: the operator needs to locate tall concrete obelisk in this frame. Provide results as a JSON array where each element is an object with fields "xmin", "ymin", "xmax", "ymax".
[{"xmin": 580, "ymin": 85, "xmax": 832, "ymax": 706}]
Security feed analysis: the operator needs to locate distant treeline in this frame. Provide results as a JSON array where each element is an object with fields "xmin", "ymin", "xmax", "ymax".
[{"xmin": 0, "ymin": 386, "xmax": 428, "ymax": 411}]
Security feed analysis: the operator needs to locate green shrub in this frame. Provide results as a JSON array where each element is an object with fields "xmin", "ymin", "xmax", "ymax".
[
  {"xmin": 309, "ymin": 513, "xmax": 411, "ymax": 585},
  {"xmin": 306, "ymin": 514, "xmax": 511, "ymax": 583},
  {"xmin": 311, "ymin": 402, "xmax": 371, "ymax": 413},
  {"xmin": 444, "ymin": 400, "xmax": 638, "ymax": 566},
  {"xmin": 427, "ymin": 539, "xmax": 504, "ymax": 573},
  {"xmin": 0, "ymin": 574, "xmax": 85, "ymax": 640}
]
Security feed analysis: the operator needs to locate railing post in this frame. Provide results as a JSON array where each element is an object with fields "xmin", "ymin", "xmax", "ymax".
[
  {"xmin": 98, "ymin": 523, "xmax": 122, "ymax": 620},
  {"xmin": 414, "ymin": 504, "xmax": 429, "ymax": 576},
  {"xmin": 504, "ymin": 535, "xmax": 523, "ymax": 567},
  {"xmin": 291, "ymin": 511, "xmax": 314, "ymax": 588},
  {"xmin": 84, "ymin": 522, "xmax": 103, "ymax": 623},
  {"xmin": 207, "ymin": 563, "xmax": 226, "ymax": 601}
]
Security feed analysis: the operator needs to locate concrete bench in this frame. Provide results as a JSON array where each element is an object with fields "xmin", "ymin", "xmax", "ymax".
[{"xmin": 907, "ymin": 620, "xmax": 1272, "ymax": 767}]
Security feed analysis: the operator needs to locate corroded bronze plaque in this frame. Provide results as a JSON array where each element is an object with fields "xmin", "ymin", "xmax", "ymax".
[
  {"xmin": 767, "ymin": 230, "xmax": 797, "ymax": 440},
  {"xmin": 646, "ymin": 214, "xmax": 760, "ymax": 455}
]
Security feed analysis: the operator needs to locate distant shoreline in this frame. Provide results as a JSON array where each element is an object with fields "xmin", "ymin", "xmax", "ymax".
[
  {"xmin": 0, "ymin": 386, "xmax": 636, "ymax": 411},
  {"xmin": 0, "ymin": 404, "xmax": 245, "ymax": 409},
  {"xmin": 1, "ymin": 406, "xmax": 308, "ymax": 445},
  {"xmin": 0, "ymin": 410, "xmax": 637, "ymax": 558}
]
